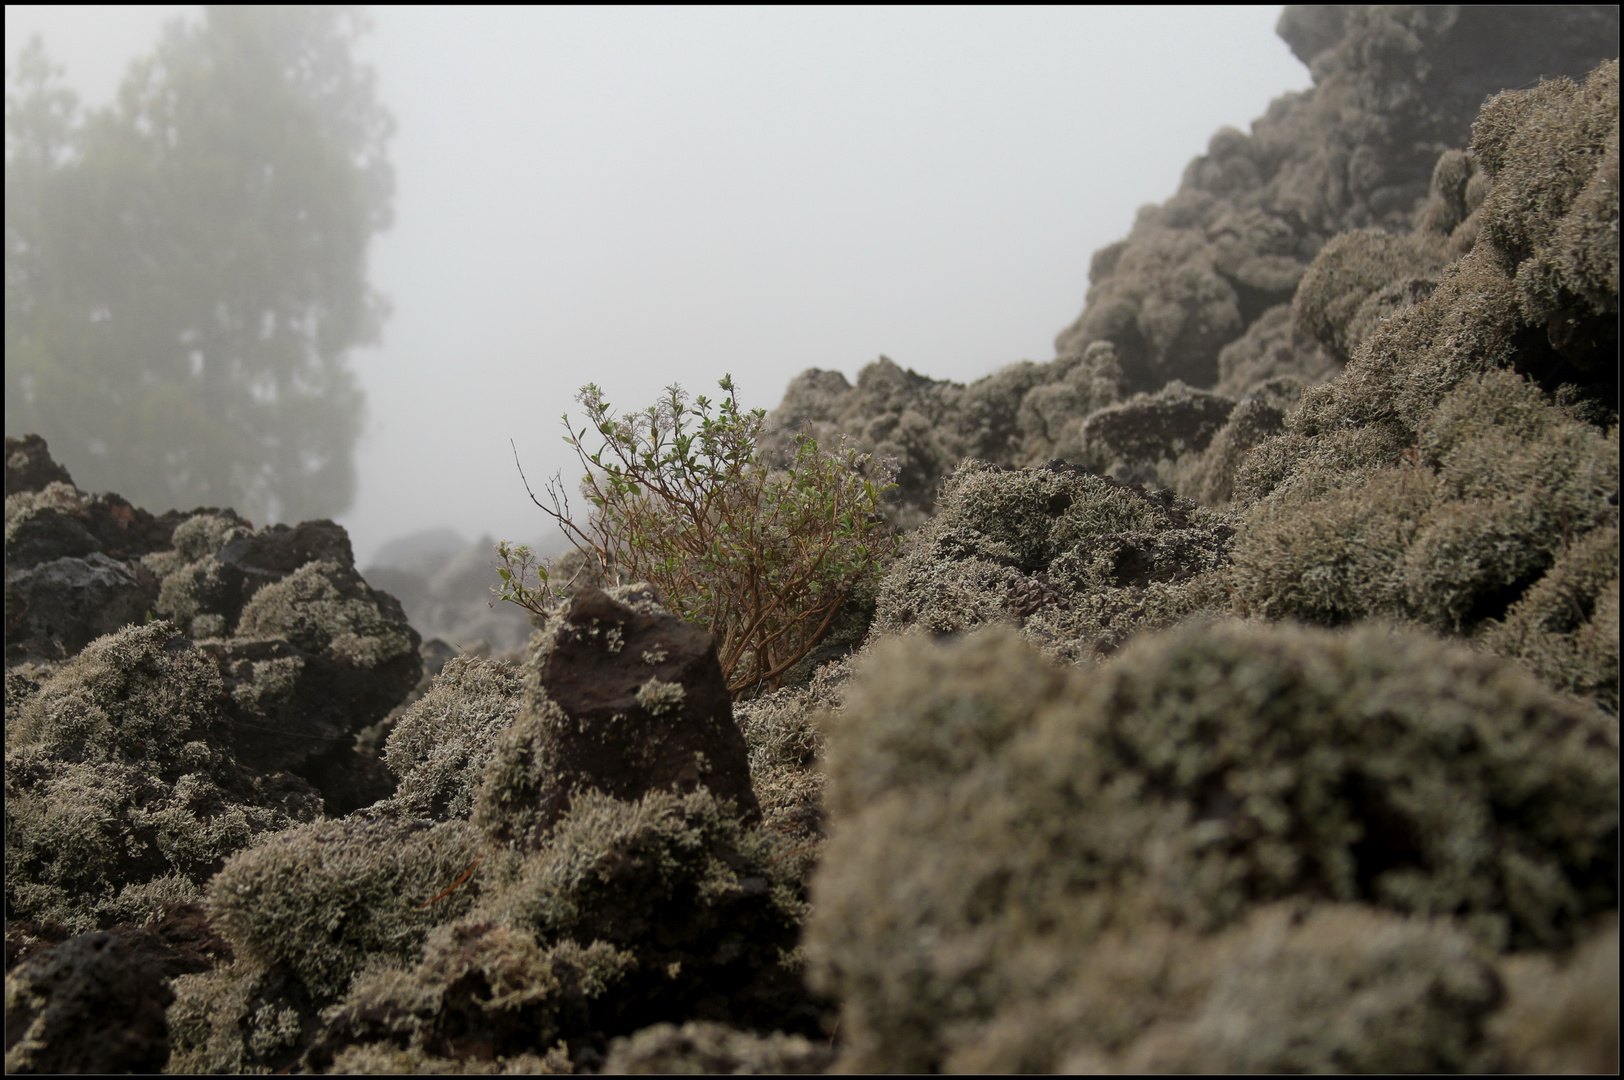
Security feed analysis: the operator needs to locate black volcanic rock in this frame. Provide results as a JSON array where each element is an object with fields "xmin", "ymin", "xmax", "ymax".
[
  {"xmin": 4, "ymin": 926, "xmax": 186, "ymax": 1073},
  {"xmin": 4, "ymin": 434, "xmax": 74, "ymax": 498},
  {"xmin": 475, "ymin": 585, "xmax": 760, "ymax": 850}
]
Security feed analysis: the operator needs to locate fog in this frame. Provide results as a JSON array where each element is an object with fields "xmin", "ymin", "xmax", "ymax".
[{"xmin": 5, "ymin": 6, "xmax": 1310, "ymax": 568}]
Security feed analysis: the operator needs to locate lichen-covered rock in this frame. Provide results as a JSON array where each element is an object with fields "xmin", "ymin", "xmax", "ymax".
[
  {"xmin": 4, "ymin": 621, "xmax": 324, "ymax": 932},
  {"xmin": 160, "ymin": 577, "xmax": 824, "ymax": 1070},
  {"xmin": 375, "ymin": 656, "xmax": 525, "ymax": 822},
  {"xmin": 1473, "ymin": 64, "xmax": 1620, "ymax": 368},
  {"xmin": 4, "ymin": 458, "xmax": 185, "ymax": 575},
  {"xmin": 479, "ymin": 788, "xmax": 814, "ymax": 1035},
  {"xmin": 146, "ymin": 513, "xmax": 260, "ymax": 638},
  {"xmin": 873, "ymin": 458, "xmax": 1232, "ymax": 661},
  {"xmin": 760, "ymin": 357, "xmax": 1004, "ymax": 529},
  {"xmin": 295, "ymin": 788, "xmax": 816, "ymax": 1070},
  {"xmin": 1478, "ymin": 526, "xmax": 1619, "ymax": 715},
  {"xmin": 805, "ymin": 621, "xmax": 1617, "ymax": 1070},
  {"xmin": 1228, "ymin": 62, "xmax": 1619, "ymax": 711},
  {"xmin": 211, "ymin": 556, "xmax": 421, "ymax": 811},
  {"xmin": 168, "ymin": 817, "xmax": 492, "ymax": 1071},
  {"xmin": 1073, "ymin": 380, "xmax": 1237, "ymax": 482},
  {"xmin": 1292, "ymin": 230, "xmax": 1449, "ymax": 364},
  {"xmin": 204, "ymin": 817, "xmax": 488, "ymax": 1003},
  {"xmin": 303, "ymin": 926, "xmax": 625, "ymax": 1073},
  {"xmin": 939, "ymin": 901, "xmax": 1505, "ymax": 1073},
  {"xmin": 1166, "ymin": 395, "xmax": 1288, "ymax": 507},
  {"xmin": 733, "ymin": 655, "xmax": 853, "ymax": 854},
  {"xmin": 4, "ymin": 435, "xmax": 424, "ymax": 810},
  {"xmin": 3, "ymin": 903, "xmax": 228, "ymax": 1073},
  {"xmin": 4, "ymin": 434, "xmax": 74, "ymax": 498},
  {"xmin": 1055, "ymin": 6, "xmax": 1618, "ymax": 391},
  {"xmin": 472, "ymin": 584, "xmax": 758, "ymax": 850},
  {"xmin": 1211, "ymin": 303, "xmax": 1341, "ymax": 403},
  {"xmin": 166, "ymin": 956, "xmax": 329, "ymax": 1073},
  {"xmin": 3, "ymin": 443, "xmax": 185, "ymax": 664}
]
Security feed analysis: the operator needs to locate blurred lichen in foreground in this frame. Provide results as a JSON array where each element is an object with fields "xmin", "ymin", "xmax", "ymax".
[{"xmin": 807, "ymin": 620, "xmax": 1618, "ymax": 1071}]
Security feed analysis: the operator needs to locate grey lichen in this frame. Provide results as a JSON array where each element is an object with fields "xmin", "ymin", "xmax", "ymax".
[
  {"xmin": 469, "ymin": 693, "xmax": 573, "ymax": 852},
  {"xmin": 1225, "ymin": 62, "xmax": 1619, "ymax": 713},
  {"xmin": 634, "ymin": 677, "xmax": 685, "ymax": 717},
  {"xmin": 872, "ymin": 458, "xmax": 1233, "ymax": 662},
  {"xmin": 304, "ymin": 927, "xmax": 626, "ymax": 1074},
  {"xmin": 235, "ymin": 559, "xmax": 418, "ymax": 669},
  {"xmin": 806, "ymin": 620, "xmax": 1617, "ymax": 1070},
  {"xmin": 378, "ymin": 656, "xmax": 524, "ymax": 822},
  {"xmin": 204, "ymin": 817, "xmax": 488, "ymax": 1001},
  {"xmin": 4, "ymin": 621, "xmax": 321, "ymax": 931}
]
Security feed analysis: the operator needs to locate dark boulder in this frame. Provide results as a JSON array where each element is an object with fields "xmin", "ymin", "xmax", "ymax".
[
  {"xmin": 5, "ymin": 553, "xmax": 160, "ymax": 663},
  {"xmin": 476, "ymin": 585, "xmax": 759, "ymax": 850}
]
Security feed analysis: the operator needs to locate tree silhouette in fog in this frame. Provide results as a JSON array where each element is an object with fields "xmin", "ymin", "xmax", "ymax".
[{"xmin": 5, "ymin": 5, "xmax": 393, "ymax": 523}]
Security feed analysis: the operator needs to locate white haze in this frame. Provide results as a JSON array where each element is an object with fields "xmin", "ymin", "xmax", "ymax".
[{"xmin": 5, "ymin": 6, "xmax": 1312, "ymax": 568}]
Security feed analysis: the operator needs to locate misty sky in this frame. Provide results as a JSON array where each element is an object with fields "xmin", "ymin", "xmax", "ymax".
[{"xmin": 5, "ymin": 6, "xmax": 1311, "ymax": 568}]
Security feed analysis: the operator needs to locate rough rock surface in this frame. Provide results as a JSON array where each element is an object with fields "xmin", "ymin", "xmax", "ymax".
[
  {"xmin": 806, "ymin": 622, "xmax": 1617, "ymax": 1071},
  {"xmin": 474, "ymin": 585, "xmax": 760, "ymax": 850},
  {"xmin": 2, "ymin": 903, "xmax": 229, "ymax": 1073},
  {"xmin": 1230, "ymin": 60, "xmax": 1620, "ymax": 713},
  {"xmin": 5, "ymin": 931, "xmax": 176, "ymax": 1072}
]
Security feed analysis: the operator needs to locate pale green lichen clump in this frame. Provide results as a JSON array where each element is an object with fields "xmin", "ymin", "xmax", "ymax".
[
  {"xmin": 807, "ymin": 620, "xmax": 1617, "ymax": 1070},
  {"xmin": 236, "ymin": 560, "xmax": 418, "ymax": 668},
  {"xmin": 203, "ymin": 817, "xmax": 488, "ymax": 1000},
  {"xmin": 634, "ymin": 677, "xmax": 685, "ymax": 716},
  {"xmin": 4, "ymin": 620, "xmax": 321, "ymax": 931},
  {"xmin": 378, "ymin": 656, "xmax": 524, "ymax": 821}
]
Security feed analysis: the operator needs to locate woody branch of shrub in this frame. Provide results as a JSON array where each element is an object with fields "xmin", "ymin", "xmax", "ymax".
[{"xmin": 496, "ymin": 375, "xmax": 898, "ymax": 694}]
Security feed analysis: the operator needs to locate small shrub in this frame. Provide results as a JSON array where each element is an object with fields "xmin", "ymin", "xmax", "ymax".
[{"xmin": 495, "ymin": 376, "xmax": 897, "ymax": 692}]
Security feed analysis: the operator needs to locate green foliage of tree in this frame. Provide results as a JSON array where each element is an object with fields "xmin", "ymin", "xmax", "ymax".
[
  {"xmin": 5, "ymin": 6, "xmax": 393, "ymax": 522},
  {"xmin": 495, "ymin": 376, "xmax": 899, "ymax": 694}
]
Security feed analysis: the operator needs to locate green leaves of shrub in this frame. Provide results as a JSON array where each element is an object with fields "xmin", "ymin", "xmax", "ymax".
[{"xmin": 496, "ymin": 376, "xmax": 897, "ymax": 693}]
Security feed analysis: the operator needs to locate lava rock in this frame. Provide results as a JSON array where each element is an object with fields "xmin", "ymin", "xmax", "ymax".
[
  {"xmin": 476, "ymin": 585, "xmax": 759, "ymax": 850},
  {"xmin": 4, "ymin": 435, "xmax": 74, "ymax": 498},
  {"xmin": 5, "ymin": 930, "xmax": 176, "ymax": 1073}
]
